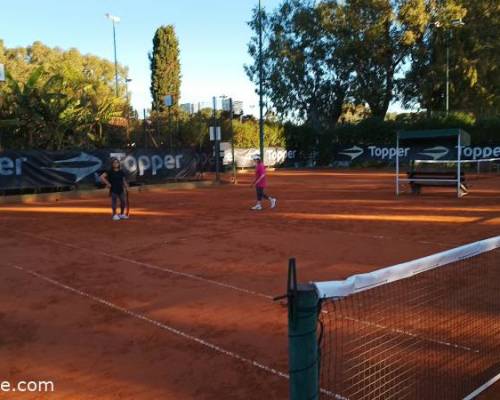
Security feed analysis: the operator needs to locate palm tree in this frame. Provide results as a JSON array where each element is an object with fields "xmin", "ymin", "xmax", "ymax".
[
  {"xmin": 5, "ymin": 67, "xmax": 77, "ymax": 149},
  {"xmin": 5, "ymin": 66, "xmax": 45, "ymax": 147},
  {"xmin": 5, "ymin": 66, "xmax": 126, "ymax": 150},
  {"xmin": 74, "ymin": 87, "xmax": 124, "ymax": 147}
]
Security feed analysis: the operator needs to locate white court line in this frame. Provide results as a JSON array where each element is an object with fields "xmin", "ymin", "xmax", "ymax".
[
  {"xmin": 5, "ymin": 261, "xmax": 342, "ymax": 399},
  {"xmin": 337, "ymin": 315, "xmax": 481, "ymax": 354},
  {"xmin": 4, "ymin": 262, "xmax": 289, "ymax": 381},
  {"xmin": 9, "ymin": 230, "xmax": 273, "ymax": 300},
  {"xmin": 463, "ymin": 373, "xmax": 500, "ymax": 400}
]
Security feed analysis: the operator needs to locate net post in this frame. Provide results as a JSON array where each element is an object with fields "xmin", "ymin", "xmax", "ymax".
[{"xmin": 287, "ymin": 258, "xmax": 320, "ymax": 400}]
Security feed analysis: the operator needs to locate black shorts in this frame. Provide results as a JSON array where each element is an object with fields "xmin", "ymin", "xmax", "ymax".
[{"xmin": 256, "ymin": 187, "xmax": 268, "ymax": 201}]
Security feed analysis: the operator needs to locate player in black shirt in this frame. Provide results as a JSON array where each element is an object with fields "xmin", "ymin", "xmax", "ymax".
[{"xmin": 100, "ymin": 158, "xmax": 129, "ymax": 220}]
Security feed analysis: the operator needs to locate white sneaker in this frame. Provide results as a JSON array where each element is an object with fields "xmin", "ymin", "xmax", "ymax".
[
  {"xmin": 270, "ymin": 197, "xmax": 277, "ymax": 209},
  {"xmin": 251, "ymin": 204, "xmax": 263, "ymax": 211},
  {"xmin": 119, "ymin": 214, "xmax": 129, "ymax": 220},
  {"xmin": 112, "ymin": 214, "xmax": 120, "ymax": 221}
]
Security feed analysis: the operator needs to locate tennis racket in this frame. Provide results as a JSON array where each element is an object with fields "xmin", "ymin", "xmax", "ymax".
[{"xmin": 125, "ymin": 188, "xmax": 130, "ymax": 217}]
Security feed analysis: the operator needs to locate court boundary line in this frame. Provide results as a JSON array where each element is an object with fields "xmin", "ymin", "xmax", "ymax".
[
  {"xmin": 4, "ymin": 262, "xmax": 289, "ymax": 381},
  {"xmin": 463, "ymin": 373, "xmax": 500, "ymax": 400},
  {"xmin": 5, "ymin": 261, "xmax": 344, "ymax": 399},
  {"xmin": 0, "ymin": 180, "xmax": 217, "ymax": 205},
  {"xmin": 8, "ymin": 230, "xmax": 274, "ymax": 300},
  {"xmin": 2, "ymin": 227, "xmax": 461, "ymax": 303}
]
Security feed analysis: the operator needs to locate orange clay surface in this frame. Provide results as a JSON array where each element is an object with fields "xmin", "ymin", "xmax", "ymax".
[{"xmin": 0, "ymin": 170, "xmax": 499, "ymax": 400}]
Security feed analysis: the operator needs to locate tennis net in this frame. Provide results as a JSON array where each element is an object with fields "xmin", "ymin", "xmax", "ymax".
[
  {"xmin": 287, "ymin": 236, "xmax": 500, "ymax": 400},
  {"xmin": 412, "ymin": 158, "xmax": 500, "ymax": 178}
]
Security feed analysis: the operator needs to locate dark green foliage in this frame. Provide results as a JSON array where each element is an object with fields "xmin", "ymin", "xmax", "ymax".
[
  {"xmin": 141, "ymin": 109, "xmax": 286, "ymax": 151},
  {"xmin": 402, "ymin": 0, "xmax": 499, "ymax": 117},
  {"xmin": 286, "ymin": 113, "xmax": 500, "ymax": 165},
  {"xmin": 246, "ymin": 0, "xmax": 352, "ymax": 132},
  {"xmin": 247, "ymin": 0, "xmax": 498, "ymax": 137},
  {"xmin": 0, "ymin": 41, "xmax": 128, "ymax": 150},
  {"xmin": 149, "ymin": 26, "xmax": 181, "ymax": 112}
]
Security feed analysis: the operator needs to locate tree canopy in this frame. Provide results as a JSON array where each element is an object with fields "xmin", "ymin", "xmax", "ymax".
[
  {"xmin": 402, "ymin": 0, "xmax": 499, "ymax": 116},
  {"xmin": 0, "ymin": 40, "xmax": 128, "ymax": 149},
  {"xmin": 149, "ymin": 25, "xmax": 181, "ymax": 112},
  {"xmin": 247, "ymin": 0, "xmax": 499, "ymax": 121}
]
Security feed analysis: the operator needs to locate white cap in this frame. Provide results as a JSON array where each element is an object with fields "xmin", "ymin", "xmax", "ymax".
[{"xmin": 252, "ymin": 154, "xmax": 261, "ymax": 160}]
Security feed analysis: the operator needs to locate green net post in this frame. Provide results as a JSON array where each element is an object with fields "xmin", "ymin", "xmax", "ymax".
[{"xmin": 287, "ymin": 258, "xmax": 320, "ymax": 400}]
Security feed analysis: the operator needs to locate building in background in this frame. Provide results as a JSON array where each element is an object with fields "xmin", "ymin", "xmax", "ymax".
[
  {"xmin": 233, "ymin": 100, "xmax": 244, "ymax": 115},
  {"xmin": 222, "ymin": 99, "xmax": 244, "ymax": 115},
  {"xmin": 181, "ymin": 100, "xmax": 244, "ymax": 115},
  {"xmin": 180, "ymin": 103, "xmax": 195, "ymax": 114},
  {"xmin": 197, "ymin": 101, "xmax": 212, "ymax": 111},
  {"xmin": 180, "ymin": 102, "xmax": 207, "ymax": 114}
]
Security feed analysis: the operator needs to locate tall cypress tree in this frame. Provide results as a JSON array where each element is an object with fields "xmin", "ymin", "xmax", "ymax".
[{"xmin": 149, "ymin": 25, "xmax": 181, "ymax": 112}]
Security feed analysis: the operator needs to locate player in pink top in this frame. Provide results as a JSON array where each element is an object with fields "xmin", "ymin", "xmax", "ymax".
[{"xmin": 250, "ymin": 154, "xmax": 277, "ymax": 211}]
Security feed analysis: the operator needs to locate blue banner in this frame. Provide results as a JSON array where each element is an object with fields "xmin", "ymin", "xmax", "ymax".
[{"xmin": 0, "ymin": 149, "xmax": 205, "ymax": 191}]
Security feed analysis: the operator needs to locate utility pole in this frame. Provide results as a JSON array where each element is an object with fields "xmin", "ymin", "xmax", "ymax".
[
  {"xmin": 213, "ymin": 96, "xmax": 220, "ymax": 182},
  {"xmin": 143, "ymin": 109, "xmax": 148, "ymax": 149},
  {"xmin": 105, "ymin": 14, "xmax": 120, "ymax": 97},
  {"xmin": 445, "ymin": 30, "xmax": 451, "ymax": 116},
  {"xmin": 125, "ymin": 78, "xmax": 132, "ymax": 141},
  {"xmin": 0, "ymin": 63, "xmax": 5, "ymax": 151},
  {"xmin": 432, "ymin": 19, "xmax": 464, "ymax": 116},
  {"xmin": 258, "ymin": 0, "xmax": 265, "ymax": 160},
  {"xmin": 229, "ymin": 98, "xmax": 236, "ymax": 183}
]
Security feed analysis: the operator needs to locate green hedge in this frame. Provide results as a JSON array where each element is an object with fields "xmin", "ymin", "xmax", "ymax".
[{"xmin": 284, "ymin": 113, "xmax": 500, "ymax": 165}]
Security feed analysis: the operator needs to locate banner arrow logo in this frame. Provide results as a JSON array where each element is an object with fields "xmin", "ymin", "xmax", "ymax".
[
  {"xmin": 418, "ymin": 146, "xmax": 449, "ymax": 160},
  {"xmin": 44, "ymin": 152, "xmax": 103, "ymax": 182},
  {"xmin": 338, "ymin": 146, "xmax": 364, "ymax": 160}
]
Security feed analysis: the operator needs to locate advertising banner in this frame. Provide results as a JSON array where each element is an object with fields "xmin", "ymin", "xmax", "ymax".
[
  {"xmin": 0, "ymin": 149, "xmax": 202, "ymax": 191},
  {"xmin": 332, "ymin": 144, "xmax": 500, "ymax": 163},
  {"xmin": 222, "ymin": 147, "xmax": 297, "ymax": 168}
]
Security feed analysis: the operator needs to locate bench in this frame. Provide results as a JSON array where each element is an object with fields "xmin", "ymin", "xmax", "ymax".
[{"xmin": 406, "ymin": 171, "xmax": 468, "ymax": 196}]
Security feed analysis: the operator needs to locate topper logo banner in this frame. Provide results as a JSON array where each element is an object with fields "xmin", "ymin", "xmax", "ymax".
[
  {"xmin": 0, "ymin": 150, "xmax": 199, "ymax": 191},
  {"xmin": 334, "ymin": 145, "xmax": 500, "ymax": 163},
  {"xmin": 42, "ymin": 152, "xmax": 102, "ymax": 182},
  {"xmin": 418, "ymin": 146, "xmax": 450, "ymax": 160},
  {"xmin": 338, "ymin": 146, "xmax": 364, "ymax": 160}
]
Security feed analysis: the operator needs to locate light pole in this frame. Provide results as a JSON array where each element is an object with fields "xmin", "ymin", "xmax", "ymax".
[
  {"xmin": 221, "ymin": 96, "xmax": 237, "ymax": 184},
  {"xmin": 433, "ymin": 19, "xmax": 464, "ymax": 116},
  {"xmin": 105, "ymin": 13, "xmax": 120, "ymax": 97},
  {"xmin": 212, "ymin": 96, "xmax": 220, "ymax": 182},
  {"xmin": 229, "ymin": 97, "xmax": 236, "ymax": 183},
  {"xmin": 125, "ymin": 78, "xmax": 132, "ymax": 103},
  {"xmin": 258, "ymin": 0, "xmax": 265, "ymax": 160},
  {"xmin": 125, "ymin": 78, "xmax": 132, "ymax": 140},
  {"xmin": 0, "ymin": 63, "xmax": 5, "ymax": 151},
  {"xmin": 446, "ymin": 19, "xmax": 464, "ymax": 116},
  {"xmin": 445, "ymin": 30, "xmax": 450, "ymax": 116}
]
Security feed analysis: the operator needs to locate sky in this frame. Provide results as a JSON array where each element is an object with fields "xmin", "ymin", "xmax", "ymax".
[
  {"xmin": 1, "ymin": 0, "xmax": 284, "ymax": 115},
  {"xmin": 1, "ymin": 0, "xmax": 405, "ymax": 116}
]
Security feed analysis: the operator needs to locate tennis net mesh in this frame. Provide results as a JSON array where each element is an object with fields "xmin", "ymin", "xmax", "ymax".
[
  {"xmin": 412, "ymin": 158, "xmax": 500, "ymax": 178},
  {"xmin": 313, "ymin": 236, "xmax": 500, "ymax": 400}
]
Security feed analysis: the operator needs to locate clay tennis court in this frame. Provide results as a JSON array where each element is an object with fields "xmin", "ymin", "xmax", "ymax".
[{"xmin": 1, "ymin": 170, "xmax": 499, "ymax": 399}]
